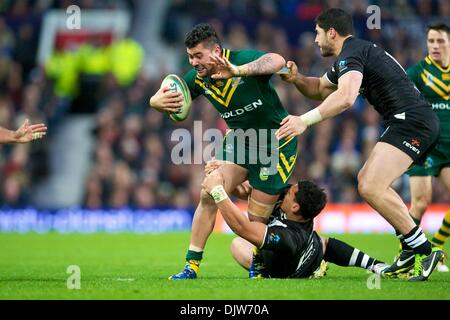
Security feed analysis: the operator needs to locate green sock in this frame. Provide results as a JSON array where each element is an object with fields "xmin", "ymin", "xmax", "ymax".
[
  {"xmin": 185, "ymin": 250, "xmax": 203, "ymax": 273},
  {"xmin": 431, "ymin": 210, "xmax": 450, "ymax": 248}
]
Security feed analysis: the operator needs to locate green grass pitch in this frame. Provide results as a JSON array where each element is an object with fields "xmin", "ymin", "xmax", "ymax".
[{"xmin": 0, "ymin": 232, "xmax": 449, "ymax": 300}]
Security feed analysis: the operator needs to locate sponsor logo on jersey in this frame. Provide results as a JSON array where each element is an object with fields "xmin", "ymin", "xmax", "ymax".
[
  {"xmin": 394, "ymin": 112, "xmax": 405, "ymax": 120},
  {"xmin": 268, "ymin": 233, "xmax": 281, "ymax": 244},
  {"xmin": 231, "ymin": 77, "xmax": 244, "ymax": 87},
  {"xmin": 221, "ymin": 99, "xmax": 263, "ymax": 119},
  {"xmin": 432, "ymin": 103, "xmax": 450, "ymax": 110},
  {"xmin": 338, "ymin": 60, "xmax": 347, "ymax": 72}
]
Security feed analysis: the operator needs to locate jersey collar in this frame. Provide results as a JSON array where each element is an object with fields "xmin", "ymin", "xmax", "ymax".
[{"xmin": 426, "ymin": 55, "xmax": 450, "ymax": 73}]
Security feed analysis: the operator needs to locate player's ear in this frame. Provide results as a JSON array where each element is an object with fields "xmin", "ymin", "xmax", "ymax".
[
  {"xmin": 292, "ymin": 203, "xmax": 300, "ymax": 214},
  {"xmin": 328, "ymin": 28, "xmax": 336, "ymax": 39},
  {"xmin": 214, "ymin": 45, "xmax": 221, "ymax": 56}
]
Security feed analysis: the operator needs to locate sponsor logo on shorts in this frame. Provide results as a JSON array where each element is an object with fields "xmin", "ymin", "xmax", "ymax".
[
  {"xmin": 403, "ymin": 139, "xmax": 421, "ymax": 155},
  {"xmin": 411, "ymin": 138, "xmax": 421, "ymax": 147},
  {"xmin": 259, "ymin": 167, "xmax": 270, "ymax": 181},
  {"xmin": 424, "ymin": 156, "xmax": 433, "ymax": 169}
]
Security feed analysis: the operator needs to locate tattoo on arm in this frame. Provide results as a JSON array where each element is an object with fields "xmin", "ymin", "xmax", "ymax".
[{"xmin": 248, "ymin": 55, "xmax": 274, "ymax": 75}]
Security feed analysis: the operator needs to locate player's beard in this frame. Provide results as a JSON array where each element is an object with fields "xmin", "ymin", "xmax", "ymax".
[
  {"xmin": 195, "ymin": 65, "xmax": 210, "ymax": 77},
  {"xmin": 319, "ymin": 43, "xmax": 334, "ymax": 57},
  {"xmin": 320, "ymin": 40, "xmax": 334, "ymax": 57}
]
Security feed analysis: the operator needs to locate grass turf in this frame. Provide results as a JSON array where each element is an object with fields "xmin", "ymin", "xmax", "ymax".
[{"xmin": 0, "ymin": 232, "xmax": 449, "ymax": 300}]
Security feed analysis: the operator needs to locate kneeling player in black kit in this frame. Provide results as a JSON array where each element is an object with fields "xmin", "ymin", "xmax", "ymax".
[
  {"xmin": 277, "ymin": 8, "xmax": 443, "ymax": 281},
  {"xmin": 202, "ymin": 168, "xmax": 388, "ymax": 279}
]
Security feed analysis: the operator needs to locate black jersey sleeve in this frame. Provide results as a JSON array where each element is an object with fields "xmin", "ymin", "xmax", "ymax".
[
  {"xmin": 326, "ymin": 41, "xmax": 365, "ymax": 84},
  {"xmin": 325, "ymin": 66, "xmax": 339, "ymax": 85}
]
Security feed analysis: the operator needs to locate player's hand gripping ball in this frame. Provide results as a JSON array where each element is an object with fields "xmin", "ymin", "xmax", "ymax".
[{"xmin": 161, "ymin": 74, "xmax": 192, "ymax": 121}]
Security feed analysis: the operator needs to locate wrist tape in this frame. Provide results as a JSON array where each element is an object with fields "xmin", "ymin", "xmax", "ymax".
[{"xmin": 210, "ymin": 185, "xmax": 228, "ymax": 203}]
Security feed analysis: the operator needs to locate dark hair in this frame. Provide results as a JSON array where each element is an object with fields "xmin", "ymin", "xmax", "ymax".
[
  {"xmin": 184, "ymin": 23, "xmax": 222, "ymax": 49},
  {"xmin": 294, "ymin": 180, "xmax": 327, "ymax": 220},
  {"xmin": 315, "ymin": 8, "xmax": 354, "ymax": 36},
  {"xmin": 427, "ymin": 23, "xmax": 450, "ymax": 37}
]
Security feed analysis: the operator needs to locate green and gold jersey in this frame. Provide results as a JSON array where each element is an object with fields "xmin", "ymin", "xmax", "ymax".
[
  {"xmin": 183, "ymin": 48, "xmax": 288, "ymax": 130},
  {"xmin": 407, "ymin": 55, "xmax": 450, "ymax": 140}
]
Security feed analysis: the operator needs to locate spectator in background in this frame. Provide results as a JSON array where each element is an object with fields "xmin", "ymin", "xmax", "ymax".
[{"xmin": 2, "ymin": 0, "xmax": 449, "ymax": 209}]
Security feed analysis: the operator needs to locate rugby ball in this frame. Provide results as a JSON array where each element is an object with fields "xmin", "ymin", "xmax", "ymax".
[{"xmin": 161, "ymin": 74, "xmax": 192, "ymax": 122}]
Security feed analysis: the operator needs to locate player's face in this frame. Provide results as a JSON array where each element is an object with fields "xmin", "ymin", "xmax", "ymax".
[
  {"xmin": 315, "ymin": 25, "xmax": 333, "ymax": 57},
  {"xmin": 281, "ymin": 184, "xmax": 300, "ymax": 215},
  {"xmin": 427, "ymin": 29, "xmax": 450, "ymax": 65},
  {"xmin": 187, "ymin": 42, "xmax": 221, "ymax": 77}
]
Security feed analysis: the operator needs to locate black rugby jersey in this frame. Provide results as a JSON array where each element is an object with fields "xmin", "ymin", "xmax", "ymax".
[
  {"xmin": 326, "ymin": 37, "xmax": 431, "ymax": 120},
  {"xmin": 260, "ymin": 186, "xmax": 322, "ymax": 278}
]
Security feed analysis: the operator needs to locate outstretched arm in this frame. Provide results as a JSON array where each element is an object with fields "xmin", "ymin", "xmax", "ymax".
[
  {"xmin": 210, "ymin": 53, "xmax": 286, "ymax": 79},
  {"xmin": 0, "ymin": 119, "xmax": 47, "ymax": 144},
  {"xmin": 276, "ymin": 71, "xmax": 363, "ymax": 140},
  {"xmin": 281, "ymin": 61, "xmax": 336, "ymax": 100},
  {"xmin": 202, "ymin": 171, "xmax": 266, "ymax": 247}
]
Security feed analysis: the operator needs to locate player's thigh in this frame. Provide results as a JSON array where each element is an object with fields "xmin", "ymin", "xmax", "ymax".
[
  {"xmin": 230, "ymin": 237, "xmax": 254, "ymax": 270},
  {"xmin": 250, "ymin": 188, "xmax": 279, "ymax": 204},
  {"xmin": 358, "ymin": 142, "xmax": 414, "ymax": 189},
  {"xmin": 248, "ymin": 188, "xmax": 280, "ymax": 222},
  {"xmin": 438, "ymin": 167, "xmax": 450, "ymax": 192},
  {"xmin": 215, "ymin": 163, "xmax": 249, "ymax": 193},
  {"xmin": 410, "ymin": 176, "xmax": 432, "ymax": 202}
]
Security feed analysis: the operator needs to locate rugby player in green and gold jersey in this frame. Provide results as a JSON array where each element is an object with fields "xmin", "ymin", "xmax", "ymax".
[
  {"xmin": 403, "ymin": 23, "xmax": 450, "ymax": 272},
  {"xmin": 149, "ymin": 23, "xmax": 298, "ymax": 279}
]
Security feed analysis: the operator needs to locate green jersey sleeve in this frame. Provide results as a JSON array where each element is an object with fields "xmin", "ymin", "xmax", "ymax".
[
  {"xmin": 233, "ymin": 49, "xmax": 267, "ymax": 65},
  {"xmin": 183, "ymin": 69, "xmax": 202, "ymax": 100},
  {"xmin": 406, "ymin": 63, "xmax": 422, "ymax": 91},
  {"xmin": 233, "ymin": 49, "xmax": 272, "ymax": 82}
]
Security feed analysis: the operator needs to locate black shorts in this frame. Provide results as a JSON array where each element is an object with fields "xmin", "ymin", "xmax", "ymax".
[{"xmin": 379, "ymin": 107, "xmax": 440, "ymax": 165}]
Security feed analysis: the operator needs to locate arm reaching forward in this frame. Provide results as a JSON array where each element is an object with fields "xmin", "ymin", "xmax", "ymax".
[
  {"xmin": 276, "ymin": 71, "xmax": 363, "ymax": 140},
  {"xmin": 281, "ymin": 61, "xmax": 337, "ymax": 100},
  {"xmin": 209, "ymin": 53, "xmax": 286, "ymax": 79},
  {"xmin": 202, "ymin": 171, "xmax": 266, "ymax": 247},
  {"xmin": 0, "ymin": 119, "xmax": 47, "ymax": 144}
]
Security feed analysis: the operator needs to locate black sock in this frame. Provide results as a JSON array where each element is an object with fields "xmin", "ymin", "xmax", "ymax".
[
  {"xmin": 323, "ymin": 238, "xmax": 383, "ymax": 270},
  {"xmin": 395, "ymin": 215, "xmax": 422, "ymax": 250},
  {"xmin": 403, "ymin": 226, "xmax": 432, "ymax": 255},
  {"xmin": 395, "ymin": 230, "xmax": 412, "ymax": 250},
  {"xmin": 412, "ymin": 217, "xmax": 421, "ymax": 226}
]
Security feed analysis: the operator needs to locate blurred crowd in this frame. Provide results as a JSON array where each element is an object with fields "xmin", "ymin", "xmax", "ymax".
[{"xmin": 1, "ymin": 0, "xmax": 449, "ymax": 208}]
